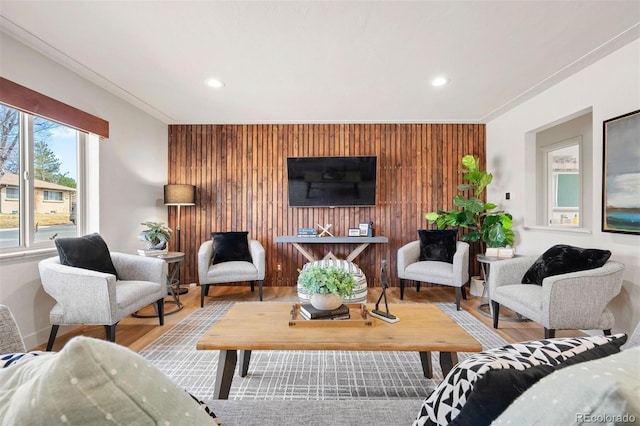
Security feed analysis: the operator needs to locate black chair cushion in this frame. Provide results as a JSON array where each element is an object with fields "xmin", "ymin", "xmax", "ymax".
[
  {"xmin": 522, "ymin": 244, "xmax": 611, "ymax": 285},
  {"xmin": 55, "ymin": 233, "xmax": 119, "ymax": 279},
  {"xmin": 417, "ymin": 229, "xmax": 457, "ymax": 263},
  {"xmin": 210, "ymin": 231, "xmax": 253, "ymax": 265}
]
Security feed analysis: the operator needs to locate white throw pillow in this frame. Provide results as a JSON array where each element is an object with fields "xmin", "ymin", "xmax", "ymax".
[{"xmin": 0, "ymin": 336, "xmax": 216, "ymax": 425}]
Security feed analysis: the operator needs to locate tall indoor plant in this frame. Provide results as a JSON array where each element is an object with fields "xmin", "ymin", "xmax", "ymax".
[{"xmin": 425, "ymin": 155, "xmax": 514, "ymax": 249}]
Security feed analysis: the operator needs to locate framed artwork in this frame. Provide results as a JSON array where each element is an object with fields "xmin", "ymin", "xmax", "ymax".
[
  {"xmin": 602, "ymin": 109, "xmax": 640, "ymax": 234},
  {"xmin": 358, "ymin": 222, "xmax": 375, "ymax": 237},
  {"xmin": 348, "ymin": 228, "xmax": 361, "ymax": 237}
]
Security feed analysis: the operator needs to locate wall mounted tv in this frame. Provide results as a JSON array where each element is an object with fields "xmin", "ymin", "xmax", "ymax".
[{"xmin": 287, "ymin": 156, "xmax": 377, "ymax": 207}]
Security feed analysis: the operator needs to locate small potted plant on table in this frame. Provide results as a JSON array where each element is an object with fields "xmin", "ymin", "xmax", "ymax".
[
  {"xmin": 138, "ymin": 221, "xmax": 172, "ymax": 254},
  {"xmin": 298, "ymin": 265, "xmax": 357, "ymax": 310}
]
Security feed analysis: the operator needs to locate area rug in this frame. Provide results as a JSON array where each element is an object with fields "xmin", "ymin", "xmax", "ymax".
[{"xmin": 139, "ymin": 302, "xmax": 508, "ymax": 401}]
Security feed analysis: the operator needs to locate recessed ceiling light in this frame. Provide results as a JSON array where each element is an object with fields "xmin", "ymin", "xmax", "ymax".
[
  {"xmin": 206, "ymin": 78, "xmax": 225, "ymax": 88},
  {"xmin": 431, "ymin": 76, "xmax": 450, "ymax": 87}
]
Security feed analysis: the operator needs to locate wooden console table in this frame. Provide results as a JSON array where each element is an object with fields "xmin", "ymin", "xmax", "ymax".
[{"xmin": 275, "ymin": 235, "xmax": 388, "ymax": 262}]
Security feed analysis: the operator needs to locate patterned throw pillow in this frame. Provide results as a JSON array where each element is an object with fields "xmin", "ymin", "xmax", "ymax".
[{"xmin": 413, "ymin": 334, "xmax": 627, "ymax": 426}]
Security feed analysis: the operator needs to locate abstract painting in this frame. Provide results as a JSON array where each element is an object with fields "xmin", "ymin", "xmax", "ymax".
[{"xmin": 602, "ymin": 109, "xmax": 640, "ymax": 234}]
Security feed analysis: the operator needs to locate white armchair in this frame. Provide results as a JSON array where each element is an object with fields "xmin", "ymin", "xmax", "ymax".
[
  {"xmin": 39, "ymin": 253, "xmax": 167, "ymax": 350},
  {"xmin": 198, "ymin": 239, "xmax": 266, "ymax": 307},
  {"xmin": 397, "ymin": 240, "xmax": 470, "ymax": 310},
  {"xmin": 489, "ymin": 256, "xmax": 625, "ymax": 338}
]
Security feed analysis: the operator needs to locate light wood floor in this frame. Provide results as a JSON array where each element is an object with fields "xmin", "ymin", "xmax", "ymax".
[{"xmin": 35, "ymin": 284, "xmax": 585, "ymax": 352}]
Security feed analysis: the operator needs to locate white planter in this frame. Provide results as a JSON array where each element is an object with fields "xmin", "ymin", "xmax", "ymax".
[
  {"xmin": 310, "ymin": 293, "xmax": 343, "ymax": 311},
  {"xmin": 470, "ymin": 276, "xmax": 485, "ymax": 297}
]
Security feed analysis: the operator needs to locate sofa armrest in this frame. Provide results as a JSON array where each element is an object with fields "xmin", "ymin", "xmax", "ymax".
[
  {"xmin": 397, "ymin": 240, "xmax": 420, "ymax": 278},
  {"xmin": 542, "ymin": 261, "xmax": 625, "ymax": 328},
  {"xmin": 249, "ymin": 239, "xmax": 266, "ymax": 279},
  {"xmin": 452, "ymin": 241, "xmax": 470, "ymax": 286},
  {"xmin": 488, "ymin": 256, "xmax": 537, "ymax": 294},
  {"xmin": 198, "ymin": 240, "xmax": 214, "ymax": 284},
  {"xmin": 111, "ymin": 252, "xmax": 166, "ymax": 285},
  {"xmin": 38, "ymin": 258, "xmax": 118, "ymax": 321}
]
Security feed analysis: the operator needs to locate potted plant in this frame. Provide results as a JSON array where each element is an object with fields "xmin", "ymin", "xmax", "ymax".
[
  {"xmin": 138, "ymin": 221, "xmax": 172, "ymax": 250},
  {"xmin": 425, "ymin": 155, "xmax": 515, "ymax": 250},
  {"xmin": 298, "ymin": 265, "xmax": 357, "ymax": 310}
]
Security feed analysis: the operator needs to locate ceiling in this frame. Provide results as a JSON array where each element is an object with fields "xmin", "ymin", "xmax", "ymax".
[{"xmin": 1, "ymin": 1, "xmax": 639, "ymax": 124}]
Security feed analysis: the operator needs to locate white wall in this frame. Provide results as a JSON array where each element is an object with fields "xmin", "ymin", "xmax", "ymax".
[
  {"xmin": 486, "ymin": 39, "xmax": 640, "ymax": 336},
  {"xmin": 0, "ymin": 33, "xmax": 168, "ymax": 348}
]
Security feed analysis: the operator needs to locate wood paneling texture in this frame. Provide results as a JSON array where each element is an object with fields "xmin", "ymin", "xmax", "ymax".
[{"xmin": 167, "ymin": 124, "xmax": 486, "ymax": 290}]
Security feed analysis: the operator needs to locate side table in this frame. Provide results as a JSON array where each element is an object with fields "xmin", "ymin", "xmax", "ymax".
[
  {"xmin": 476, "ymin": 254, "xmax": 527, "ymax": 322},
  {"xmin": 134, "ymin": 251, "xmax": 185, "ymax": 317}
]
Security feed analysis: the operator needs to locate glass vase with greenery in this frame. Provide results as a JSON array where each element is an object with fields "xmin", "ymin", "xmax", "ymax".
[{"xmin": 425, "ymin": 155, "xmax": 515, "ymax": 248}]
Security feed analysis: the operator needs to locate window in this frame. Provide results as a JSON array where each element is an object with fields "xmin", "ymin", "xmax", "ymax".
[
  {"xmin": 44, "ymin": 191, "xmax": 64, "ymax": 202},
  {"xmin": 0, "ymin": 103, "xmax": 83, "ymax": 250},
  {"xmin": 5, "ymin": 187, "xmax": 18, "ymax": 199},
  {"xmin": 524, "ymin": 110, "xmax": 592, "ymax": 231},
  {"xmin": 544, "ymin": 139, "xmax": 581, "ymax": 227}
]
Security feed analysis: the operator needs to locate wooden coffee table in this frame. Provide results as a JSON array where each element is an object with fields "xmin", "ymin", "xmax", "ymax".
[{"xmin": 197, "ymin": 302, "xmax": 482, "ymax": 399}]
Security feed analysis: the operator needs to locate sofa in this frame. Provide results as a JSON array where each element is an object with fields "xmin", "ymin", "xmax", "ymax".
[{"xmin": 2, "ymin": 303, "xmax": 638, "ymax": 425}]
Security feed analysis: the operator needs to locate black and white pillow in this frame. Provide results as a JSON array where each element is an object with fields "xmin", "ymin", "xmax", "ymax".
[{"xmin": 413, "ymin": 334, "xmax": 627, "ymax": 426}]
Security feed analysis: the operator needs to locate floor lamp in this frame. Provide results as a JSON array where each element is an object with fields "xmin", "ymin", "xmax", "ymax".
[{"xmin": 164, "ymin": 184, "xmax": 196, "ymax": 294}]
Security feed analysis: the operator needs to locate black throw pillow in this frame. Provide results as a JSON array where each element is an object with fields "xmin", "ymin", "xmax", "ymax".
[
  {"xmin": 449, "ymin": 364, "xmax": 556, "ymax": 426},
  {"xmin": 55, "ymin": 233, "xmax": 119, "ymax": 279},
  {"xmin": 211, "ymin": 231, "xmax": 253, "ymax": 265},
  {"xmin": 418, "ymin": 229, "xmax": 457, "ymax": 263},
  {"xmin": 522, "ymin": 244, "xmax": 612, "ymax": 285}
]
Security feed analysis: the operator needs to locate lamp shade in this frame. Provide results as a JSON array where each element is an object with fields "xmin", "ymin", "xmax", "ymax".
[{"xmin": 164, "ymin": 184, "xmax": 195, "ymax": 205}]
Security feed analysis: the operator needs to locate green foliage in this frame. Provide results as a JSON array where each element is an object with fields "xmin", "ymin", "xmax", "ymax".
[
  {"xmin": 138, "ymin": 221, "xmax": 172, "ymax": 246},
  {"xmin": 425, "ymin": 155, "xmax": 515, "ymax": 248},
  {"xmin": 297, "ymin": 265, "xmax": 357, "ymax": 299}
]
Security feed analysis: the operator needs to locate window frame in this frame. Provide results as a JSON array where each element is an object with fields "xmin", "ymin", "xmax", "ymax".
[
  {"xmin": 0, "ymin": 107, "xmax": 87, "ymax": 254},
  {"xmin": 541, "ymin": 137, "xmax": 582, "ymax": 227},
  {"xmin": 523, "ymin": 109, "xmax": 592, "ymax": 234}
]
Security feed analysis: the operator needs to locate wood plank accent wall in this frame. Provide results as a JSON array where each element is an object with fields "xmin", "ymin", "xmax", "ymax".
[{"xmin": 167, "ymin": 124, "xmax": 485, "ymax": 290}]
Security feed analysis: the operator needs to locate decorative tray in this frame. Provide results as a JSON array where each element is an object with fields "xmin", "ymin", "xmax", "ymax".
[{"xmin": 288, "ymin": 303, "xmax": 372, "ymax": 327}]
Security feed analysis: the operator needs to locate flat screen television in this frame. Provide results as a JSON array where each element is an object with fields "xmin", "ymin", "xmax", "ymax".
[{"xmin": 287, "ymin": 156, "xmax": 377, "ymax": 207}]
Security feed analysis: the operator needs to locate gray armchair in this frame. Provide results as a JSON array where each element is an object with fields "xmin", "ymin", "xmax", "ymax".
[
  {"xmin": 38, "ymin": 253, "xmax": 167, "ymax": 350},
  {"xmin": 489, "ymin": 256, "xmax": 625, "ymax": 338},
  {"xmin": 198, "ymin": 239, "xmax": 266, "ymax": 307},
  {"xmin": 397, "ymin": 240, "xmax": 470, "ymax": 310}
]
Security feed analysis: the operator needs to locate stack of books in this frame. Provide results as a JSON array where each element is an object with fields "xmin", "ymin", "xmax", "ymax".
[
  {"xmin": 485, "ymin": 248, "xmax": 515, "ymax": 258},
  {"xmin": 137, "ymin": 248, "xmax": 168, "ymax": 257},
  {"xmin": 299, "ymin": 303, "xmax": 350, "ymax": 320},
  {"xmin": 297, "ymin": 227, "xmax": 318, "ymax": 238}
]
